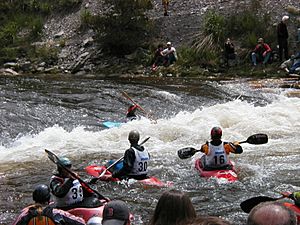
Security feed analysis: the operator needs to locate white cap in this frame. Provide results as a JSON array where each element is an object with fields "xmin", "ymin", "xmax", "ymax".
[
  {"xmin": 167, "ymin": 42, "xmax": 171, "ymax": 45},
  {"xmin": 282, "ymin": 15, "xmax": 289, "ymax": 21},
  {"xmin": 87, "ymin": 217, "xmax": 102, "ymax": 225}
]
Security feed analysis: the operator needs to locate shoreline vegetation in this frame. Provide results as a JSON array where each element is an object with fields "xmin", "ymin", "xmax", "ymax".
[{"xmin": 0, "ymin": 0, "xmax": 300, "ymax": 80}]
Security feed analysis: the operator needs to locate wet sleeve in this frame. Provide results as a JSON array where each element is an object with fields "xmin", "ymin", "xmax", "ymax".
[
  {"xmin": 50, "ymin": 177, "xmax": 74, "ymax": 197},
  {"xmin": 112, "ymin": 149, "xmax": 135, "ymax": 178},
  {"xmin": 200, "ymin": 142, "xmax": 209, "ymax": 154},
  {"xmin": 224, "ymin": 142, "xmax": 243, "ymax": 154}
]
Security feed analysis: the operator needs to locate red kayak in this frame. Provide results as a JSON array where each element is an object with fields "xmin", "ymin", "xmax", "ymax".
[
  {"xmin": 194, "ymin": 156, "xmax": 238, "ymax": 182},
  {"xmin": 68, "ymin": 203, "xmax": 105, "ymax": 223},
  {"xmin": 68, "ymin": 200, "xmax": 134, "ymax": 223},
  {"xmin": 85, "ymin": 165, "xmax": 173, "ymax": 188},
  {"xmin": 283, "ymin": 202, "xmax": 300, "ymax": 221}
]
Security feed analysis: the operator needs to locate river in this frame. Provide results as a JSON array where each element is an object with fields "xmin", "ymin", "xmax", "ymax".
[{"xmin": 0, "ymin": 74, "xmax": 299, "ymax": 225}]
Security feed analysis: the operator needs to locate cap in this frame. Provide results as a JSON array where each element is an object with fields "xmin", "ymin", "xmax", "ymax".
[
  {"xmin": 258, "ymin": 38, "xmax": 263, "ymax": 43},
  {"xmin": 282, "ymin": 15, "xmax": 289, "ymax": 21},
  {"xmin": 167, "ymin": 42, "xmax": 171, "ymax": 45},
  {"xmin": 102, "ymin": 200, "xmax": 130, "ymax": 225}
]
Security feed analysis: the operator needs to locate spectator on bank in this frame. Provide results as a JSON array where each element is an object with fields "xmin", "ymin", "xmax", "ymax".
[
  {"xmin": 246, "ymin": 202, "xmax": 297, "ymax": 225},
  {"xmin": 251, "ymin": 38, "xmax": 272, "ymax": 66},
  {"xmin": 280, "ymin": 52, "xmax": 300, "ymax": 74},
  {"xmin": 152, "ymin": 44, "xmax": 165, "ymax": 71},
  {"xmin": 224, "ymin": 38, "xmax": 236, "ymax": 67},
  {"xmin": 149, "ymin": 189, "xmax": 196, "ymax": 225},
  {"xmin": 162, "ymin": 0, "xmax": 170, "ymax": 16},
  {"xmin": 277, "ymin": 15, "xmax": 289, "ymax": 62},
  {"xmin": 162, "ymin": 42, "xmax": 177, "ymax": 67}
]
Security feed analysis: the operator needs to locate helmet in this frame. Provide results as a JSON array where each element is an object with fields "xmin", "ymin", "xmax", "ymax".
[
  {"xmin": 128, "ymin": 130, "xmax": 140, "ymax": 144},
  {"xmin": 211, "ymin": 127, "xmax": 222, "ymax": 140},
  {"xmin": 59, "ymin": 157, "xmax": 72, "ymax": 168},
  {"xmin": 33, "ymin": 184, "xmax": 51, "ymax": 203}
]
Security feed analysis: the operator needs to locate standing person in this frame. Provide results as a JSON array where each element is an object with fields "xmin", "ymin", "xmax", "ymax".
[
  {"xmin": 251, "ymin": 38, "xmax": 272, "ymax": 66},
  {"xmin": 50, "ymin": 157, "xmax": 101, "ymax": 209},
  {"xmin": 112, "ymin": 130, "xmax": 150, "ymax": 180},
  {"xmin": 199, "ymin": 127, "xmax": 243, "ymax": 170},
  {"xmin": 12, "ymin": 184, "xmax": 86, "ymax": 225},
  {"xmin": 224, "ymin": 38, "xmax": 236, "ymax": 67},
  {"xmin": 149, "ymin": 189, "xmax": 196, "ymax": 225},
  {"xmin": 162, "ymin": 0, "xmax": 170, "ymax": 16},
  {"xmin": 277, "ymin": 15, "xmax": 289, "ymax": 62},
  {"xmin": 187, "ymin": 216, "xmax": 232, "ymax": 225},
  {"xmin": 246, "ymin": 202, "xmax": 297, "ymax": 225},
  {"xmin": 162, "ymin": 42, "xmax": 177, "ymax": 66}
]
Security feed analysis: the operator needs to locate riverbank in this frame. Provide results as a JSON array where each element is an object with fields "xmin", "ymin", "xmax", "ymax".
[{"xmin": 0, "ymin": 0, "xmax": 300, "ymax": 77}]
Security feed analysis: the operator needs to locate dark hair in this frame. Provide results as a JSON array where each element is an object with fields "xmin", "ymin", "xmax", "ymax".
[
  {"xmin": 149, "ymin": 189, "xmax": 196, "ymax": 225},
  {"xmin": 247, "ymin": 202, "xmax": 297, "ymax": 225},
  {"xmin": 187, "ymin": 216, "xmax": 232, "ymax": 225}
]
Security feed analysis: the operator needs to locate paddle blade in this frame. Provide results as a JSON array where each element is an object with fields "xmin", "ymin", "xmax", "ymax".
[
  {"xmin": 246, "ymin": 134, "xmax": 268, "ymax": 145},
  {"xmin": 240, "ymin": 196, "xmax": 279, "ymax": 213},
  {"xmin": 177, "ymin": 147, "xmax": 198, "ymax": 159}
]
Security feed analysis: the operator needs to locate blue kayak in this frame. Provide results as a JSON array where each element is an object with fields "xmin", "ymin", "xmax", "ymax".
[{"xmin": 102, "ymin": 121, "xmax": 123, "ymax": 128}]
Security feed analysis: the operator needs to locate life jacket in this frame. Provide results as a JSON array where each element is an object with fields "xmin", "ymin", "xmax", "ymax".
[
  {"xmin": 128, "ymin": 146, "xmax": 150, "ymax": 176},
  {"xmin": 205, "ymin": 142, "xmax": 229, "ymax": 167},
  {"xmin": 51, "ymin": 175, "xmax": 83, "ymax": 207},
  {"xmin": 28, "ymin": 216, "xmax": 56, "ymax": 225},
  {"xmin": 27, "ymin": 205, "xmax": 56, "ymax": 225}
]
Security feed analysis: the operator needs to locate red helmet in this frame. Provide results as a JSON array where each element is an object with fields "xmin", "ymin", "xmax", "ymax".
[{"xmin": 211, "ymin": 127, "xmax": 222, "ymax": 140}]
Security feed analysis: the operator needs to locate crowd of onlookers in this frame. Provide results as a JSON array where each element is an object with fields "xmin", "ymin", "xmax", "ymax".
[
  {"xmin": 13, "ymin": 185, "xmax": 299, "ymax": 225},
  {"xmin": 153, "ymin": 15, "xmax": 300, "ymax": 76}
]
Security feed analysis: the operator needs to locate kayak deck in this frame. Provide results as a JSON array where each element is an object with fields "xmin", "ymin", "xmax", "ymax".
[
  {"xmin": 194, "ymin": 157, "xmax": 238, "ymax": 182},
  {"xmin": 85, "ymin": 165, "xmax": 173, "ymax": 188}
]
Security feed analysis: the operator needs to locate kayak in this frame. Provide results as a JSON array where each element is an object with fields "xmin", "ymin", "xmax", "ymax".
[
  {"xmin": 68, "ymin": 199, "xmax": 134, "ymax": 224},
  {"xmin": 194, "ymin": 156, "xmax": 238, "ymax": 182},
  {"xmin": 102, "ymin": 121, "xmax": 122, "ymax": 128},
  {"xmin": 68, "ymin": 203, "xmax": 105, "ymax": 223},
  {"xmin": 85, "ymin": 165, "xmax": 173, "ymax": 188},
  {"xmin": 283, "ymin": 202, "xmax": 300, "ymax": 221}
]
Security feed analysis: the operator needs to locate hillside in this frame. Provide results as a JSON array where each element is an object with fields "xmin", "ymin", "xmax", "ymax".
[{"xmin": 1, "ymin": 0, "xmax": 300, "ymax": 75}]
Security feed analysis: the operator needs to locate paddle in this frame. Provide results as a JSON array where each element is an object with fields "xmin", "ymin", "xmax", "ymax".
[
  {"xmin": 45, "ymin": 149, "xmax": 109, "ymax": 201},
  {"xmin": 121, "ymin": 90, "xmax": 157, "ymax": 123},
  {"xmin": 177, "ymin": 133, "xmax": 268, "ymax": 159},
  {"xmin": 89, "ymin": 137, "xmax": 150, "ymax": 184},
  {"xmin": 240, "ymin": 196, "xmax": 285, "ymax": 213}
]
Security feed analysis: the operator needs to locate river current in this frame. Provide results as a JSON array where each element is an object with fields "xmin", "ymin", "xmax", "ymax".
[{"xmin": 0, "ymin": 74, "xmax": 299, "ymax": 224}]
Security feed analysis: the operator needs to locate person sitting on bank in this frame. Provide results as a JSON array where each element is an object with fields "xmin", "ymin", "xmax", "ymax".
[
  {"xmin": 152, "ymin": 44, "xmax": 165, "ymax": 71},
  {"xmin": 280, "ymin": 52, "xmax": 300, "ymax": 74},
  {"xmin": 50, "ymin": 157, "xmax": 102, "ymax": 210},
  {"xmin": 161, "ymin": 42, "xmax": 177, "ymax": 66},
  {"xmin": 12, "ymin": 184, "xmax": 86, "ymax": 225},
  {"xmin": 251, "ymin": 38, "xmax": 272, "ymax": 66},
  {"xmin": 224, "ymin": 38, "xmax": 236, "ymax": 66},
  {"xmin": 199, "ymin": 127, "xmax": 243, "ymax": 170},
  {"xmin": 111, "ymin": 130, "xmax": 150, "ymax": 180}
]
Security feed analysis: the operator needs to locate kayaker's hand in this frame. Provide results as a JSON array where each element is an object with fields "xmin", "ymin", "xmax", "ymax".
[{"xmin": 233, "ymin": 141, "xmax": 240, "ymax": 146}]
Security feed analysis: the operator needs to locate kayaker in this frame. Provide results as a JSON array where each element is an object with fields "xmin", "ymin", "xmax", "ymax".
[
  {"xmin": 149, "ymin": 189, "xmax": 196, "ymax": 225},
  {"xmin": 50, "ymin": 157, "xmax": 101, "ymax": 209},
  {"xmin": 126, "ymin": 104, "xmax": 139, "ymax": 121},
  {"xmin": 246, "ymin": 202, "xmax": 297, "ymax": 225},
  {"xmin": 111, "ymin": 130, "xmax": 150, "ymax": 180},
  {"xmin": 281, "ymin": 191, "xmax": 300, "ymax": 207},
  {"xmin": 199, "ymin": 127, "xmax": 243, "ymax": 170},
  {"xmin": 12, "ymin": 184, "xmax": 86, "ymax": 225}
]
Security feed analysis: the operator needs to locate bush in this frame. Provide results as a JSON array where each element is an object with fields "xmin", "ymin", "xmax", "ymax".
[{"xmin": 93, "ymin": 0, "xmax": 154, "ymax": 56}]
